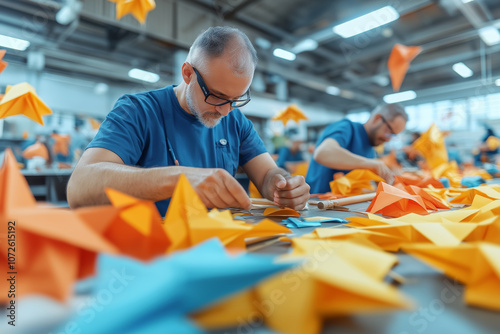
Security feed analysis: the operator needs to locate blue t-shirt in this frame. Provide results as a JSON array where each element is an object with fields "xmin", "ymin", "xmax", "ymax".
[
  {"xmin": 88, "ymin": 85, "xmax": 267, "ymax": 216},
  {"xmin": 276, "ymin": 146, "xmax": 304, "ymax": 169},
  {"xmin": 305, "ymin": 119, "xmax": 375, "ymax": 194}
]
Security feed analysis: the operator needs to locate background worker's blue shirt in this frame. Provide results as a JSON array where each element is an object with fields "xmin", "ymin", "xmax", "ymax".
[
  {"xmin": 88, "ymin": 85, "xmax": 267, "ymax": 216},
  {"xmin": 276, "ymin": 146, "xmax": 304, "ymax": 169},
  {"xmin": 305, "ymin": 119, "xmax": 375, "ymax": 194}
]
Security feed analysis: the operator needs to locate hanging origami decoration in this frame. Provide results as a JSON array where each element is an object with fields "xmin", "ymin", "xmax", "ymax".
[
  {"xmin": 272, "ymin": 104, "xmax": 308, "ymax": 125},
  {"xmin": 388, "ymin": 43, "xmax": 422, "ymax": 92},
  {"xmin": 109, "ymin": 0, "xmax": 156, "ymax": 24},
  {"xmin": 0, "ymin": 82, "xmax": 52, "ymax": 125}
]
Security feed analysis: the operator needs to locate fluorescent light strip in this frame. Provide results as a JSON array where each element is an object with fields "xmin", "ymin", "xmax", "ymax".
[
  {"xmin": 273, "ymin": 48, "xmax": 296, "ymax": 61},
  {"xmin": 462, "ymin": 0, "xmax": 474, "ymax": 3},
  {"xmin": 452, "ymin": 62, "xmax": 473, "ymax": 78},
  {"xmin": 495, "ymin": 79, "xmax": 500, "ymax": 86},
  {"xmin": 333, "ymin": 6, "xmax": 399, "ymax": 38},
  {"xmin": 478, "ymin": 26, "xmax": 500, "ymax": 46},
  {"xmin": 0, "ymin": 34, "xmax": 30, "ymax": 51},
  {"xmin": 326, "ymin": 86, "xmax": 340, "ymax": 96},
  {"xmin": 128, "ymin": 68, "xmax": 160, "ymax": 83},
  {"xmin": 383, "ymin": 90, "xmax": 416, "ymax": 104}
]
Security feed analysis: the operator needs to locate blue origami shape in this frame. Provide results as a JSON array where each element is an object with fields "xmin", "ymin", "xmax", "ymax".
[
  {"xmin": 461, "ymin": 175, "xmax": 486, "ymax": 188},
  {"xmin": 65, "ymin": 239, "xmax": 296, "ymax": 334},
  {"xmin": 282, "ymin": 217, "xmax": 347, "ymax": 228}
]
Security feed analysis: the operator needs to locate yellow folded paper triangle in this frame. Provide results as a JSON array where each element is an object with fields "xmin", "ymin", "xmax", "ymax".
[
  {"xmin": 403, "ymin": 242, "xmax": 500, "ymax": 311},
  {"xmin": 163, "ymin": 174, "xmax": 291, "ymax": 252},
  {"xmin": 486, "ymin": 136, "xmax": 500, "ymax": 150},
  {"xmin": 0, "ymin": 82, "xmax": 52, "ymax": 125},
  {"xmin": 109, "ymin": 0, "xmax": 156, "ymax": 24},
  {"xmin": 413, "ymin": 123, "xmax": 448, "ymax": 170},
  {"xmin": 272, "ymin": 104, "xmax": 308, "ymax": 125},
  {"xmin": 329, "ymin": 169, "xmax": 384, "ymax": 195}
]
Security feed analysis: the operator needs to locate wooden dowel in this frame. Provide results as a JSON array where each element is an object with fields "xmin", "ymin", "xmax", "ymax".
[{"xmin": 318, "ymin": 192, "xmax": 376, "ymax": 209}]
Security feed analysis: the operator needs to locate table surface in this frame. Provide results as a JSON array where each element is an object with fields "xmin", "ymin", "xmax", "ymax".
[{"xmin": 2, "ymin": 201, "xmax": 498, "ymax": 334}]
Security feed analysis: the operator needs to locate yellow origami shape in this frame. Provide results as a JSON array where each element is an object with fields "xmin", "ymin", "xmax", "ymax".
[
  {"xmin": 194, "ymin": 239, "xmax": 412, "ymax": 334},
  {"xmin": 403, "ymin": 242, "xmax": 500, "ymax": 311},
  {"xmin": 89, "ymin": 117, "xmax": 101, "ymax": 130},
  {"xmin": 109, "ymin": 0, "xmax": 156, "ymax": 24},
  {"xmin": 413, "ymin": 123, "xmax": 448, "ymax": 170},
  {"xmin": 486, "ymin": 136, "xmax": 500, "ymax": 151},
  {"xmin": 163, "ymin": 174, "xmax": 291, "ymax": 252},
  {"xmin": 0, "ymin": 82, "xmax": 52, "ymax": 125},
  {"xmin": 329, "ymin": 169, "xmax": 384, "ymax": 195},
  {"xmin": 450, "ymin": 185, "xmax": 500, "ymax": 205},
  {"xmin": 272, "ymin": 104, "xmax": 308, "ymax": 125}
]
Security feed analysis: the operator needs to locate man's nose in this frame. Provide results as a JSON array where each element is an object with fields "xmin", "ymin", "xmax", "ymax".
[{"xmin": 215, "ymin": 103, "xmax": 232, "ymax": 116}]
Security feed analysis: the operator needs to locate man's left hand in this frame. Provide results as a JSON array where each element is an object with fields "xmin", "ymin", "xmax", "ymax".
[{"xmin": 271, "ymin": 174, "xmax": 310, "ymax": 210}]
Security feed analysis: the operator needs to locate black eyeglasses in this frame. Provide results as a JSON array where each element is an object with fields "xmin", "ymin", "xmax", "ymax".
[
  {"xmin": 192, "ymin": 67, "xmax": 251, "ymax": 108},
  {"xmin": 380, "ymin": 115, "xmax": 396, "ymax": 136}
]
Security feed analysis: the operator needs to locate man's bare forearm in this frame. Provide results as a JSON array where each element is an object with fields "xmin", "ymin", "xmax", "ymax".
[{"xmin": 67, "ymin": 162, "xmax": 183, "ymax": 208}]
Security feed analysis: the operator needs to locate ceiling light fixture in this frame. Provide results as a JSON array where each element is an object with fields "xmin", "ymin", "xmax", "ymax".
[
  {"xmin": 273, "ymin": 48, "xmax": 296, "ymax": 61},
  {"xmin": 326, "ymin": 86, "xmax": 341, "ymax": 96},
  {"xmin": 383, "ymin": 90, "xmax": 416, "ymax": 104},
  {"xmin": 333, "ymin": 6, "xmax": 400, "ymax": 38},
  {"xmin": 495, "ymin": 79, "xmax": 500, "ymax": 86},
  {"xmin": 128, "ymin": 68, "xmax": 160, "ymax": 83},
  {"xmin": 478, "ymin": 26, "xmax": 500, "ymax": 46},
  {"xmin": 291, "ymin": 39, "xmax": 319, "ymax": 54},
  {"xmin": 452, "ymin": 62, "xmax": 473, "ymax": 78},
  {"xmin": 0, "ymin": 34, "xmax": 30, "ymax": 51}
]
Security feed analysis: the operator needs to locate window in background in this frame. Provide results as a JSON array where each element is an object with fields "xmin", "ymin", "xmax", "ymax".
[
  {"xmin": 346, "ymin": 111, "xmax": 370, "ymax": 124},
  {"xmin": 469, "ymin": 96, "xmax": 487, "ymax": 131}
]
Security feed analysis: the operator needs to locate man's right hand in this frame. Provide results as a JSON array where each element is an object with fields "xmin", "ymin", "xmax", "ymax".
[
  {"xmin": 187, "ymin": 168, "xmax": 251, "ymax": 210},
  {"xmin": 371, "ymin": 160, "xmax": 396, "ymax": 185}
]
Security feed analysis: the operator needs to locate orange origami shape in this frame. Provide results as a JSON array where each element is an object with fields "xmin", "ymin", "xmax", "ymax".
[
  {"xmin": 263, "ymin": 207, "xmax": 300, "ymax": 217},
  {"xmin": 0, "ymin": 82, "xmax": 52, "ymax": 125},
  {"xmin": 0, "ymin": 49, "xmax": 7, "ymax": 75},
  {"xmin": 22, "ymin": 141, "xmax": 49, "ymax": 160},
  {"xmin": 51, "ymin": 133, "xmax": 71, "ymax": 156},
  {"xmin": 388, "ymin": 43, "xmax": 422, "ymax": 92},
  {"xmin": 83, "ymin": 189, "xmax": 171, "ymax": 261},
  {"xmin": 366, "ymin": 182, "xmax": 428, "ymax": 217},
  {"xmin": 89, "ymin": 117, "xmax": 101, "ymax": 130},
  {"xmin": 163, "ymin": 174, "xmax": 291, "ymax": 252},
  {"xmin": 0, "ymin": 149, "xmax": 117, "ymax": 302},
  {"xmin": 329, "ymin": 169, "xmax": 384, "ymax": 195},
  {"xmin": 486, "ymin": 136, "xmax": 500, "ymax": 151},
  {"xmin": 413, "ymin": 123, "xmax": 448, "ymax": 170},
  {"xmin": 109, "ymin": 0, "xmax": 156, "ymax": 24},
  {"xmin": 404, "ymin": 185, "xmax": 450, "ymax": 210},
  {"xmin": 272, "ymin": 104, "xmax": 308, "ymax": 125}
]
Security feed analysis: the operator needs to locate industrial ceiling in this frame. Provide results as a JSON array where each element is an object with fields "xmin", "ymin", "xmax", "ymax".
[{"xmin": 1, "ymin": 0, "xmax": 500, "ymax": 113}]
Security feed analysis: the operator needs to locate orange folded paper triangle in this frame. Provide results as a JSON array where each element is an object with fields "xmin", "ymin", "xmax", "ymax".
[
  {"xmin": 263, "ymin": 207, "xmax": 301, "ymax": 217},
  {"xmin": 0, "ymin": 49, "xmax": 8, "ymax": 75},
  {"xmin": 413, "ymin": 124, "xmax": 448, "ymax": 170},
  {"xmin": 109, "ymin": 0, "xmax": 156, "ymax": 24},
  {"xmin": 388, "ymin": 43, "xmax": 422, "ymax": 92},
  {"xmin": 329, "ymin": 169, "xmax": 384, "ymax": 195},
  {"xmin": 272, "ymin": 104, "xmax": 308, "ymax": 125},
  {"xmin": 366, "ymin": 182, "xmax": 428, "ymax": 217},
  {"xmin": 0, "ymin": 82, "xmax": 52, "ymax": 125},
  {"xmin": 22, "ymin": 141, "xmax": 49, "ymax": 160}
]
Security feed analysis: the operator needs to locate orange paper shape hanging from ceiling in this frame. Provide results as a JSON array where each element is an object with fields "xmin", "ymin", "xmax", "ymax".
[
  {"xmin": 388, "ymin": 43, "xmax": 422, "ymax": 92},
  {"xmin": 0, "ymin": 49, "xmax": 8, "ymax": 76},
  {"xmin": 109, "ymin": 0, "xmax": 156, "ymax": 24},
  {"xmin": 272, "ymin": 104, "xmax": 308, "ymax": 125},
  {"xmin": 0, "ymin": 82, "xmax": 52, "ymax": 125}
]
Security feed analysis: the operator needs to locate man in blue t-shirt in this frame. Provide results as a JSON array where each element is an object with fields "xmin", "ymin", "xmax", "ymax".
[
  {"xmin": 305, "ymin": 104, "xmax": 408, "ymax": 194},
  {"xmin": 67, "ymin": 27, "xmax": 310, "ymax": 216}
]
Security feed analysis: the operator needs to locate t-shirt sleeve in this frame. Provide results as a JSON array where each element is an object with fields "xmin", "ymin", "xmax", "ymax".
[
  {"xmin": 323, "ymin": 120, "xmax": 353, "ymax": 149},
  {"xmin": 237, "ymin": 113, "xmax": 267, "ymax": 166},
  {"xmin": 86, "ymin": 95, "xmax": 146, "ymax": 165}
]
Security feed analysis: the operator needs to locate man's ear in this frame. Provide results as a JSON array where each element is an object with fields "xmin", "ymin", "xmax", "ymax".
[{"xmin": 181, "ymin": 62, "xmax": 193, "ymax": 84}]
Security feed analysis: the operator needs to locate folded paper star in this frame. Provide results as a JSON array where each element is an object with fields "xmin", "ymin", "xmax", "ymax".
[
  {"xmin": 402, "ymin": 242, "xmax": 500, "ymax": 311},
  {"xmin": 388, "ymin": 44, "xmax": 422, "ymax": 92},
  {"xmin": 68, "ymin": 239, "xmax": 295, "ymax": 333},
  {"xmin": 51, "ymin": 133, "xmax": 71, "ymax": 156},
  {"xmin": 0, "ymin": 82, "xmax": 52, "ymax": 125},
  {"xmin": 0, "ymin": 49, "xmax": 8, "ymax": 75},
  {"xmin": 109, "ymin": 0, "xmax": 156, "ymax": 24},
  {"xmin": 413, "ymin": 123, "xmax": 448, "ymax": 170},
  {"xmin": 272, "ymin": 104, "xmax": 308, "ymax": 125},
  {"xmin": 194, "ymin": 239, "xmax": 412, "ymax": 334},
  {"xmin": 366, "ymin": 182, "xmax": 428, "ymax": 217},
  {"xmin": 329, "ymin": 169, "xmax": 384, "ymax": 195},
  {"xmin": 163, "ymin": 174, "xmax": 291, "ymax": 252},
  {"xmin": 22, "ymin": 141, "xmax": 49, "ymax": 160}
]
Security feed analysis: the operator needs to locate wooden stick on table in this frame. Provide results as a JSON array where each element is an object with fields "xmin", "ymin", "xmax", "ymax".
[{"xmin": 317, "ymin": 192, "xmax": 376, "ymax": 210}]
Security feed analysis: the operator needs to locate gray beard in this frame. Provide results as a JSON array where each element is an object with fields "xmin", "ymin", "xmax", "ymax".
[{"xmin": 186, "ymin": 83, "xmax": 222, "ymax": 128}]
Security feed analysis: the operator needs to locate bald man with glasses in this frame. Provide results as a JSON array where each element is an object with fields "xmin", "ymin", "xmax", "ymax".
[
  {"xmin": 68, "ymin": 26, "xmax": 310, "ymax": 215},
  {"xmin": 305, "ymin": 103, "xmax": 408, "ymax": 194}
]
